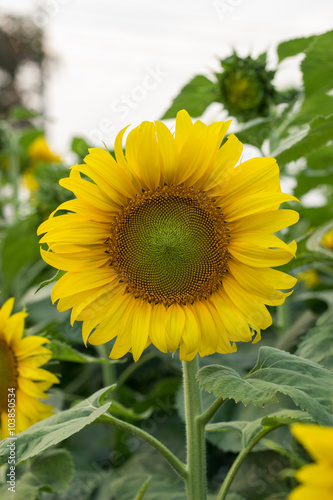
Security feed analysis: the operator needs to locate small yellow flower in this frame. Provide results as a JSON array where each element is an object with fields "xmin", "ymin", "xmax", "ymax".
[
  {"xmin": 297, "ymin": 269, "xmax": 320, "ymax": 288},
  {"xmin": 0, "ymin": 298, "xmax": 59, "ymax": 440},
  {"xmin": 28, "ymin": 136, "xmax": 61, "ymax": 165},
  {"xmin": 321, "ymin": 229, "xmax": 333, "ymax": 250},
  {"xmin": 38, "ymin": 110, "xmax": 298, "ymax": 362},
  {"xmin": 289, "ymin": 424, "xmax": 333, "ymax": 500}
]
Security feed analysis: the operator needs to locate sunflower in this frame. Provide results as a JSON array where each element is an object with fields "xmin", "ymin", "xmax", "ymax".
[
  {"xmin": 28, "ymin": 136, "xmax": 61, "ymax": 165},
  {"xmin": 38, "ymin": 110, "xmax": 298, "ymax": 362},
  {"xmin": 23, "ymin": 136, "xmax": 62, "ymax": 192},
  {"xmin": 0, "ymin": 298, "xmax": 59, "ymax": 440},
  {"xmin": 289, "ymin": 424, "xmax": 333, "ymax": 500}
]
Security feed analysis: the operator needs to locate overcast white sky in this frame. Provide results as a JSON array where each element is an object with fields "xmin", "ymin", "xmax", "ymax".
[{"xmin": 1, "ymin": 0, "xmax": 333, "ymax": 158}]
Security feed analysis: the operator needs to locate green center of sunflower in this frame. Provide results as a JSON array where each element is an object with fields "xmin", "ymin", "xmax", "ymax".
[
  {"xmin": 0, "ymin": 338, "xmax": 18, "ymax": 412},
  {"xmin": 108, "ymin": 185, "xmax": 229, "ymax": 305}
]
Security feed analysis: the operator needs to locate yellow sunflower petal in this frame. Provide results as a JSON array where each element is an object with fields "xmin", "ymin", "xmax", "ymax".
[
  {"xmin": 205, "ymin": 133, "xmax": 243, "ymax": 191},
  {"xmin": 165, "ymin": 303, "xmax": 186, "ymax": 351},
  {"xmin": 229, "ymin": 240, "xmax": 297, "ymax": 268},
  {"xmin": 149, "ymin": 304, "xmax": 168, "ymax": 353}
]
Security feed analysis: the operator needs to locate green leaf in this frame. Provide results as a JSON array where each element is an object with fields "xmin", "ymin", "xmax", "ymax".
[
  {"xmin": 0, "ymin": 449, "xmax": 74, "ymax": 500},
  {"xmin": 277, "ymin": 35, "xmax": 316, "ymax": 61},
  {"xmin": 293, "ymin": 167, "xmax": 333, "ymax": 199},
  {"xmin": 295, "ymin": 320, "xmax": 333, "ymax": 370},
  {"xmin": 1, "ymin": 217, "xmax": 41, "ymax": 296},
  {"xmin": 34, "ymin": 269, "xmax": 66, "ymax": 294},
  {"xmin": 71, "ymin": 136, "xmax": 91, "ymax": 159},
  {"xmin": 9, "ymin": 107, "xmax": 41, "ymax": 122},
  {"xmin": 234, "ymin": 117, "xmax": 270, "ymax": 149},
  {"xmin": 134, "ymin": 475, "xmax": 152, "ymax": 500},
  {"xmin": 49, "ymin": 338, "xmax": 123, "ymax": 365},
  {"xmin": 206, "ymin": 410, "xmax": 312, "ymax": 450},
  {"xmin": 307, "ymin": 144, "xmax": 333, "ymax": 170},
  {"xmin": 161, "ymin": 75, "xmax": 217, "ymax": 119},
  {"xmin": 301, "ymin": 30, "xmax": 333, "ymax": 99},
  {"xmin": 97, "ymin": 474, "xmax": 186, "ymax": 500},
  {"xmin": 0, "ymin": 385, "xmax": 115, "ymax": 464},
  {"xmin": 292, "ymin": 93, "xmax": 333, "ymax": 127},
  {"xmin": 292, "ymin": 30, "xmax": 333, "ymax": 125},
  {"xmin": 197, "ymin": 346, "xmax": 333, "ymax": 425},
  {"xmin": 273, "ymin": 114, "xmax": 333, "ymax": 164},
  {"xmin": 29, "ymin": 448, "xmax": 75, "ymax": 492},
  {"xmin": 281, "ymin": 220, "xmax": 333, "ymax": 273}
]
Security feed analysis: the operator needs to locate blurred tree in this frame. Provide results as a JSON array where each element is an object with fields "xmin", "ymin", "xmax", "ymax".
[{"xmin": 0, "ymin": 14, "xmax": 46, "ymax": 116}]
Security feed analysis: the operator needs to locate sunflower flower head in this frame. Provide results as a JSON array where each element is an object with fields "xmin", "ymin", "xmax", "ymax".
[
  {"xmin": 38, "ymin": 110, "xmax": 299, "ymax": 362},
  {"xmin": 216, "ymin": 52, "xmax": 277, "ymax": 122},
  {"xmin": 0, "ymin": 298, "xmax": 59, "ymax": 440},
  {"xmin": 289, "ymin": 424, "xmax": 333, "ymax": 500}
]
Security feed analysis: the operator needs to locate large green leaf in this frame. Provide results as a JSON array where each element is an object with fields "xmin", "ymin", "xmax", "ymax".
[
  {"xmin": 197, "ymin": 347, "xmax": 333, "ymax": 425},
  {"xmin": 292, "ymin": 30, "xmax": 333, "ymax": 125},
  {"xmin": 0, "ymin": 449, "xmax": 74, "ymax": 500},
  {"xmin": 273, "ymin": 114, "xmax": 333, "ymax": 164},
  {"xmin": 301, "ymin": 30, "xmax": 333, "ymax": 99},
  {"xmin": 161, "ymin": 75, "xmax": 217, "ymax": 119},
  {"xmin": 296, "ymin": 321, "xmax": 333, "ymax": 370},
  {"xmin": 206, "ymin": 409, "xmax": 312, "ymax": 451},
  {"xmin": 277, "ymin": 35, "xmax": 315, "ymax": 61},
  {"xmin": 0, "ymin": 386, "xmax": 115, "ymax": 464}
]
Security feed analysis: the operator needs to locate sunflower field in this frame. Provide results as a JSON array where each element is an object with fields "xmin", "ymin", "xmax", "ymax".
[{"xmin": 0, "ymin": 13, "xmax": 333, "ymax": 500}]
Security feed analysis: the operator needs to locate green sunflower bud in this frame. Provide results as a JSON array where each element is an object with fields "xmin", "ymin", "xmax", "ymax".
[{"xmin": 216, "ymin": 52, "xmax": 277, "ymax": 122}]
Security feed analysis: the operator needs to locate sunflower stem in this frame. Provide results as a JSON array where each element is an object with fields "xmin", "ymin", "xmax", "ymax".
[
  {"xmin": 198, "ymin": 396, "xmax": 225, "ymax": 427},
  {"xmin": 97, "ymin": 413, "xmax": 187, "ymax": 480},
  {"xmin": 182, "ymin": 357, "xmax": 207, "ymax": 500},
  {"xmin": 96, "ymin": 344, "xmax": 116, "ymax": 387},
  {"xmin": 216, "ymin": 424, "xmax": 283, "ymax": 500}
]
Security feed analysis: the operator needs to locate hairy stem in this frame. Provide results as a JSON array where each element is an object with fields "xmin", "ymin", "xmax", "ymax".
[
  {"xmin": 97, "ymin": 413, "xmax": 187, "ymax": 480},
  {"xmin": 182, "ymin": 357, "xmax": 207, "ymax": 500}
]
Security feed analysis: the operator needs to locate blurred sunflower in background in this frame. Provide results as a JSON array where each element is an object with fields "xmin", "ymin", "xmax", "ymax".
[
  {"xmin": 38, "ymin": 110, "xmax": 298, "ymax": 362},
  {"xmin": 321, "ymin": 228, "xmax": 333, "ymax": 250},
  {"xmin": 23, "ymin": 135, "xmax": 62, "ymax": 192},
  {"xmin": 0, "ymin": 298, "xmax": 59, "ymax": 440},
  {"xmin": 289, "ymin": 424, "xmax": 333, "ymax": 500}
]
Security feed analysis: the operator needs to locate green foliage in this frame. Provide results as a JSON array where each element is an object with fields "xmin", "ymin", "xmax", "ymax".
[
  {"xmin": 206, "ymin": 410, "xmax": 312, "ymax": 451},
  {"xmin": 97, "ymin": 474, "xmax": 186, "ymax": 500},
  {"xmin": 0, "ymin": 449, "xmax": 74, "ymax": 500},
  {"xmin": 161, "ymin": 75, "xmax": 217, "ymax": 119},
  {"xmin": 49, "ymin": 338, "xmax": 122, "ymax": 365},
  {"xmin": 273, "ymin": 114, "xmax": 333, "ymax": 164},
  {"xmin": 277, "ymin": 35, "xmax": 316, "ymax": 61},
  {"xmin": 71, "ymin": 136, "xmax": 91, "ymax": 161},
  {"xmin": 0, "ymin": 386, "xmax": 114, "ymax": 465},
  {"xmin": 295, "ymin": 320, "xmax": 333, "ymax": 370},
  {"xmin": 197, "ymin": 347, "xmax": 333, "ymax": 425}
]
